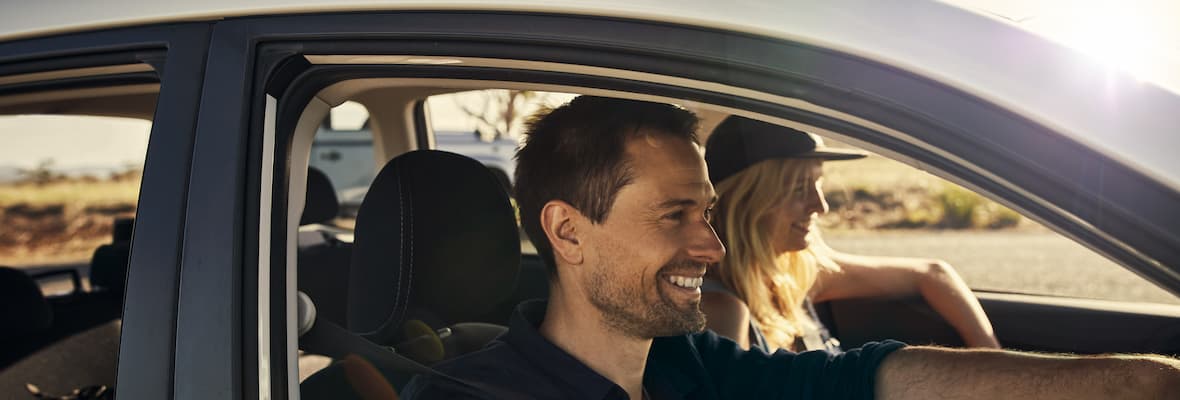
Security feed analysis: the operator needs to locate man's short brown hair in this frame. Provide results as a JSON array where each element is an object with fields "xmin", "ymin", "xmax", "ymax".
[{"xmin": 514, "ymin": 96, "xmax": 700, "ymax": 274}]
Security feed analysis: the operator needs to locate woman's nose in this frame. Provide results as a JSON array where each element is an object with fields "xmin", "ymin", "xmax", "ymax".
[{"xmin": 809, "ymin": 187, "xmax": 829, "ymax": 215}]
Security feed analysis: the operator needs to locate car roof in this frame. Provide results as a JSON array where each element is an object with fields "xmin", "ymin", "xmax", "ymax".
[{"xmin": 3, "ymin": 0, "xmax": 1178, "ymax": 192}]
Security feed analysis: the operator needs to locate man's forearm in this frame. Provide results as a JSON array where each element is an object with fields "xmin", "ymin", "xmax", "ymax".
[{"xmin": 876, "ymin": 346, "xmax": 1180, "ymax": 400}]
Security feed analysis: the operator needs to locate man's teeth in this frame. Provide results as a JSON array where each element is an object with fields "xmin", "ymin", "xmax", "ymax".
[{"xmin": 668, "ymin": 276, "xmax": 703, "ymax": 289}]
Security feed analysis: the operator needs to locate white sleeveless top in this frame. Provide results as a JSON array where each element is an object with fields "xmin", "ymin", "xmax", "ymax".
[
  {"xmin": 796, "ymin": 298, "xmax": 842, "ymax": 353},
  {"xmin": 701, "ymin": 279, "xmax": 841, "ymax": 353}
]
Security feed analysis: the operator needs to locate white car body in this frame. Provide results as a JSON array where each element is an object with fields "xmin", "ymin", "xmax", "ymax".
[{"xmin": 2, "ymin": 0, "xmax": 1177, "ymax": 191}]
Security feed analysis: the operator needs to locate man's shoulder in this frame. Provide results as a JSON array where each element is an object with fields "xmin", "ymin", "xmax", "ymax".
[
  {"xmin": 401, "ymin": 340, "xmax": 550, "ymax": 399},
  {"xmin": 420, "ymin": 340, "xmax": 524, "ymax": 382},
  {"xmin": 653, "ymin": 330, "xmax": 731, "ymax": 357},
  {"xmin": 434, "ymin": 340, "xmax": 526, "ymax": 377}
]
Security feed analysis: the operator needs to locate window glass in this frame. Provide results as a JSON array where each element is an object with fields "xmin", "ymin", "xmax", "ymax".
[
  {"xmin": 427, "ymin": 89, "xmax": 576, "ymax": 185},
  {"xmin": 310, "ymin": 101, "xmax": 376, "ymax": 219},
  {"xmin": 0, "ymin": 115, "xmax": 149, "ymax": 291},
  {"xmin": 818, "ymin": 142, "xmax": 1180, "ymax": 305},
  {"xmin": 0, "ymin": 112, "xmax": 151, "ymax": 397},
  {"xmin": 425, "ymin": 90, "xmax": 576, "ymax": 254}
]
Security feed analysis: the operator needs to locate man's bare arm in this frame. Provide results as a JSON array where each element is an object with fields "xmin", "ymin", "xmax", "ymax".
[{"xmin": 876, "ymin": 346, "xmax": 1180, "ymax": 399}]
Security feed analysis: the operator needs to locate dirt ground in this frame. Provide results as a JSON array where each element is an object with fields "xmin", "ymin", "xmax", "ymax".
[
  {"xmin": 825, "ymin": 229, "xmax": 1180, "ymax": 305},
  {"xmin": 0, "ymin": 204, "xmax": 132, "ymax": 266}
]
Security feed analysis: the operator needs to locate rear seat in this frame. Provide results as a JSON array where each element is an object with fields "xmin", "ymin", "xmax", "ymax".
[
  {"xmin": 0, "ymin": 213, "xmax": 132, "ymax": 398},
  {"xmin": 0, "ymin": 266, "xmax": 120, "ymax": 397},
  {"xmin": 0, "ymin": 216, "xmax": 129, "ymax": 397},
  {"xmin": 0, "ymin": 266, "xmax": 54, "ymax": 370},
  {"xmin": 89, "ymin": 217, "xmax": 133, "ymax": 297}
]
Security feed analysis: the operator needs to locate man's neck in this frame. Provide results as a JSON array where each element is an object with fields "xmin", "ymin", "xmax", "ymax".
[{"xmin": 540, "ymin": 290, "xmax": 652, "ymax": 400}]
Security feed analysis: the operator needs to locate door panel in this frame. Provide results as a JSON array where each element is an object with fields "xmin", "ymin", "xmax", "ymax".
[{"xmin": 823, "ymin": 292, "xmax": 1180, "ymax": 355}]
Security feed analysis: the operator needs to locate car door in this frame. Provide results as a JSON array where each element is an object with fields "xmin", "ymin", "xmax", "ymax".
[
  {"xmin": 202, "ymin": 9, "xmax": 1180, "ymax": 400},
  {"xmin": 4, "ymin": 5, "xmax": 1176, "ymax": 400},
  {"xmin": 0, "ymin": 23, "xmax": 212, "ymax": 399},
  {"xmin": 818, "ymin": 231, "xmax": 1180, "ymax": 355}
]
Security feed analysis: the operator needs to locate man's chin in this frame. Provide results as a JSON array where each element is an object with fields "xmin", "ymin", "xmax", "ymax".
[
  {"xmin": 650, "ymin": 289, "xmax": 706, "ymax": 335},
  {"xmin": 650, "ymin": 309, "xmax": 706, "ymax": 337}
]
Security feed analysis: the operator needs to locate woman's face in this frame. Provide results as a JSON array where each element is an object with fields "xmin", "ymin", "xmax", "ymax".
[{"xmin": 765, "ymin": 161, "xmax": 828, "ymax": 254}]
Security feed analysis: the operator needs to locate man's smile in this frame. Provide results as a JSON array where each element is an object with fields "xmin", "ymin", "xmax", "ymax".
[
  {"xmin": 660, "ymin": 271, "xmax": 705, "ymax": 299},
  {"xmin": 667, "ymin": 275, "xmax": 703, "ymax": 289}
]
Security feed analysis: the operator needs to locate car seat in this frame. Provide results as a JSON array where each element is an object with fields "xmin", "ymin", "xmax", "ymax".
[
  {"xmin": 297, "ymin": 166, "xmax": 352, "ymax": 326},
  {"xmin": 88, "ymin": 217, "xmax": 133, "ymax": 314},
  {"xmin": 0, "ymin": 265, "xmax": 119, "ymax": 397},
  {"xmin": 300, "ymin": 150, "xmax": 520, "ymax": 398},
  {"xmin": 0, "ymin": 266, "xmax": 54, "ymax": 370}
]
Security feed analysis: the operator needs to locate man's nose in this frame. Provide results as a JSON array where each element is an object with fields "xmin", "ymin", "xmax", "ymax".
[{"xmin": 687, "ymin": 220, "xmax": 726, "ymax": 263}]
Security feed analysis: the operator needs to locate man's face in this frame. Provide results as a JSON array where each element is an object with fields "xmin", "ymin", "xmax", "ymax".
[{"xmin": 579, "ymin": 131, "xmax": 726, "ymax": 339}]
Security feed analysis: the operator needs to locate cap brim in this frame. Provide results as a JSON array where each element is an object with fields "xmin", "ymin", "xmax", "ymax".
[{"xmin": 794, "ymin": 148, "xmax": 868, "ymax": 161}]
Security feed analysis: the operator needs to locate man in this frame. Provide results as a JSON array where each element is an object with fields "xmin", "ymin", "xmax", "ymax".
[{"xmin": 403, "ymin": 96, "xmax": 1180, "ymax": 399}]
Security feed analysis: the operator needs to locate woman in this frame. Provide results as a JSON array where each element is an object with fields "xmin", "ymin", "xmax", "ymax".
[{"xmin": 701, "ymin": 116, "xmax": 1000, "ymax": 352}]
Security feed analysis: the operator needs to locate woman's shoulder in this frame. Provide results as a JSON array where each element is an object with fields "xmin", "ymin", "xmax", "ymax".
[
  {"xmin": 700, "ymin": 280, "xmax": 750, "ymax": 315},
  {"xmin": 700, "ymin": 278, "xmax": 734, "ymax": 294}
]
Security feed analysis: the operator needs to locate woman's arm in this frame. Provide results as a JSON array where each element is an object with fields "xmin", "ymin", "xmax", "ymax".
[
  {"xmin": 700, "ymin": 289, "xmax": 753, "ymax": 350},
  {"xmin": 811, "ymin": 252, "xmax": 1000, "ymax": 348}
]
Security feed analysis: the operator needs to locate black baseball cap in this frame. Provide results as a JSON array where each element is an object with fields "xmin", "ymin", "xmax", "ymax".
[{"xmin": 705, "ymin": 116, "xmax": 867, "ymax": 185}]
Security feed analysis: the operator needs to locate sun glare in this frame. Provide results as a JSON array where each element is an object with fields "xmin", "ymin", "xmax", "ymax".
[{"xmin": 1055, "ymin": 5, "xmax": 1163, "ymax": 79}]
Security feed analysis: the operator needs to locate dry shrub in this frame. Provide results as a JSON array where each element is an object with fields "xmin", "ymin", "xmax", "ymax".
[{"xmin": 0, "ymin": 177, "xmax": 139, "ymax": 265}]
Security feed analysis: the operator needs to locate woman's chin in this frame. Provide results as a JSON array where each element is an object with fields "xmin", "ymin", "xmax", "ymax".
[{"xmin": 774, "ymin": 241, "xmax": 810, "ymax": 254}]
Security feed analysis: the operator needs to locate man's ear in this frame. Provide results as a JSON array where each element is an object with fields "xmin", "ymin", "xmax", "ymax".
[{"xmin": 540, "ymin": 200, "xmax": 584, "ymax": 265}]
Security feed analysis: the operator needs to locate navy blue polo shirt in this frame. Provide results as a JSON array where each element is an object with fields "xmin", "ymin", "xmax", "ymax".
[{"xmin": 401, "ymin": 300, "xmax": 904, "ymax": 399}]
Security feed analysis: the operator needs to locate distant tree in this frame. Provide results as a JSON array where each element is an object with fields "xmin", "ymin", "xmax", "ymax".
[
  {"xmin": 454, "ymin": 90, "xmax": 550, "ymax": 141},
  {"xmin": 110, "ymin": 161, "xmax": 143, "ymax": 182},
  {"xmin": 17, "ymin": 158, "xmax": 62, "ymax": 186}
]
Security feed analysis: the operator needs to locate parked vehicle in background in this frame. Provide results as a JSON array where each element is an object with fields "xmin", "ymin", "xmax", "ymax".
[{"xmin": 311, "ymin": 120, "xmax": 517, "ymax": 215}]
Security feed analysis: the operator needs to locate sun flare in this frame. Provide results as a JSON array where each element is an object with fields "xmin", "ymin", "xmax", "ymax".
[{"xmin": 1054, "ymin": 5, "xmax": 1166, "ymax": 79}]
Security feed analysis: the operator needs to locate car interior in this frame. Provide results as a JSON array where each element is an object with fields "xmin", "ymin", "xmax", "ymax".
[
  {"xmin": 279, "ymin": 77, "xmax": 1180, "ymax": 396},
  {"xmin": 2, "ymin": 50, "xmax": 1179, "ymax": 398}
]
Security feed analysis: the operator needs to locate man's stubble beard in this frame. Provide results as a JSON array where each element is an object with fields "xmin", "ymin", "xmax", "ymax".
[{"xmin": 585, "ymin": 258, "xmax": 707, "ymax": 339}]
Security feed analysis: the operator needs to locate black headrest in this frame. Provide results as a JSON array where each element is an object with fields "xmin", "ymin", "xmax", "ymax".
[
  {"xmin": 90, "ymin": 242, "xmax": 130, "ymax": 295},
  {"xmin": 486, "ymin": 166, "xmax": 511, "ymax": 197},
  {"xmin": 0, "ymin": 266, "xmax": 53, "ymax": 338},
  {"xmin": 301, "ymin": 167, "xmax": 340, "ymax": 226},
  {"xmin": 112, "ymin": 217, "xmax": 134, "ymax": 242},
  {"xmin": 347, "ymin": 150, "xmax": 520, "ymax": 343}
]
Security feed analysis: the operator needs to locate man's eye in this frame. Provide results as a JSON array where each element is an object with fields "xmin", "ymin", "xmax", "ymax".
[{"xmin": 663, "ymin": 210, "xmax": 685, "ymax": 221}]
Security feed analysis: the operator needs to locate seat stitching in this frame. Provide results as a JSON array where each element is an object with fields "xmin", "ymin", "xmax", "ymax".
[
  {"xmin": 401, "ymin": 170, "xmax": 414, "ymax": 330},
  {"xmin": 391, "ymin": 166, "xmax": 405, "ymax": 331}
]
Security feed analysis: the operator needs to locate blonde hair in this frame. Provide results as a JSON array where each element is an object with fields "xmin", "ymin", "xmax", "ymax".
[{"xmin": 712, "ymin": 158, "xmax": 835, "ymax": 351}]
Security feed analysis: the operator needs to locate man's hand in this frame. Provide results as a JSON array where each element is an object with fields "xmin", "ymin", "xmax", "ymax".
[{"xmin": 876, "ymin": 346, "xmax": 1180, "ymax": 399}]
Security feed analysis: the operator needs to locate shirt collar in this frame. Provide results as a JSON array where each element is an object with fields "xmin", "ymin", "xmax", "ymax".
[
  {"xmin": 501, "ymin": 299, "xmax": 624, "ymax": 400},
  {"xmin": 500, "ymin": 300, "xmax": 698, "ymax": 399}
]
